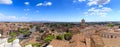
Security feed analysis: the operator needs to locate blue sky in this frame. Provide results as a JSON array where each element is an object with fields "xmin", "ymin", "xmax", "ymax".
[{"xmin": 0, "ymin": 0, "xmax": 119, "ymax": 22}]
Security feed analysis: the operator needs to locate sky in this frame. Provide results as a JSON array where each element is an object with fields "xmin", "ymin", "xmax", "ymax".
[{"xmin": 0, "ymin": 0, "xmax": 119, "ymax": 22}]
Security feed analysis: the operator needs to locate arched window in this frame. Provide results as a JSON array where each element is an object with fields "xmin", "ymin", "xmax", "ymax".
[{"xmin": 111, "ymin": 35, "xmax": 113, "ymax": 38}]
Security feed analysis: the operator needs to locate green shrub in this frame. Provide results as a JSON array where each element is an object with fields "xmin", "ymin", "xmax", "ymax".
[
  {"xmin": 23, "ymin": 30, "xmax": 30, "ymax": 35},
  {"xmin": 64, "ymin": 32, "xmax": 72, "ymax": 41},
  {"xmin": 44, "ymin": 35, "xmax": 55, "ymax": 42},
  {"xmin": 107, "ymin": 24, "xmax": 114, "ymax": 27},
  {"xmin": 35, "ymin": 43, "xmax": 41, "ymax": 47},
  {"xmin": 8, "ymin": 38, "xmax": 16, "ymax": 43},
  {"xmin": 25, "ymin": 43, "xmax": 41, "ymax": 47},
  {"xmin": 9, "ymin": 32, "xmax": 17, "ymax": 37},
  {"xmin": 56, "ymin": 34, "xmax": 63, "ymax": 40},
  {"xmin": 32, "ymin": 43, "xmax": 41, "ymax": 47}
]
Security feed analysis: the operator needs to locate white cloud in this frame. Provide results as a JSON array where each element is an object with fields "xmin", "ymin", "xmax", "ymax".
[
  {"xmin": 36, "ymin": 2, "xmax": 52, "ymax": 6},
  {"xmin": 0, "ymin": 0, "xmax": 12, "ymax": 4},
  {"xmin": 24, "ymin": 2, "xmax": 29, "ymax": 5},
  {"xmin": 36, "ymin": 3, "xmax": 43, "ymax": 6},
  {"xmin": 87, "ymin": 0, "xmax": 110, "ymax": 6},
  {"xmin": 73, "ymin": 0, "xmax": 86, "ymax": 3},
  {"xmin": 98, "ymin": 5, "xmax": 103, "ymax": 7},
  {"xmin": 78, "ymin": 0, "xmax": 86, "ymax": 2},
  {"xmin": 83, "ymin": 0, "xmax": 112, "ymax": 17},
  {"xmin": 0, "ymin": 13, "xmax": 28, "ymax": 21},
  {"xmin": 101, "ymin": 7, "xmax": 112, "ymax": 12},
  {"xmin": 46, "ymin": 2, "xmax": 52, "ymax": 6},
  {"xmin": 84, "ymin": 7, "xmax": 112, "ymax": 17}
]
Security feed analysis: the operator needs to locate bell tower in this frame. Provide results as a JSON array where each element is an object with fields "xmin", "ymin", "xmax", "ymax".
[{"xmin": 81, "ymin": 19, "xmax": 85, "ymax": 29}]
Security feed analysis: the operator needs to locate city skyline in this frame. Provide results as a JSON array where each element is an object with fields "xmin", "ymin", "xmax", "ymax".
[{"xmin": 0, "ymin": 0, "xmax": 119, "ymax": 22}]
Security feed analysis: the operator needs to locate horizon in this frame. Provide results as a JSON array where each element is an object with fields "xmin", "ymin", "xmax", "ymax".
[
  {"xmin": 0, "ymin": 0, "xmax": 119, "ymax": 22},
  {"xmin": 1, "ymin": 20, "xmax": 120, "ymax": 23}
]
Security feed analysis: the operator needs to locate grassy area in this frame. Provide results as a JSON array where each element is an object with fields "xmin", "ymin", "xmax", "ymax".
[{"xmin": 8, "ymin": 38, "xmax": 16, "ymax": 43}]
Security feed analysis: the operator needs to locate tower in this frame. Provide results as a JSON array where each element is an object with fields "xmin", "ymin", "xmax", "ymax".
[{"xmin": 81, "ymin": 19, "xmax": 85, "ymax": 29}]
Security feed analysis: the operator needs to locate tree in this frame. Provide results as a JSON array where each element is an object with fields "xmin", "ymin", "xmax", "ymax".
[
  {"xmin": 107, "ymin": 23, "xmax": 114, "ymax": 27},
  {"xmin": 29, "ymin": 25, "xmax": 34, "ymax": 28},
  {"xmin": 44, "ymin": 35, "xmax": 55, "ymax": 42},
  {"xmin": 36, "ymin": 26, "xmax": 40, "ymax": 31},
  {"xmin": 8, "ymin": 38, "xmax": 16, "ymax": 43},
  {"xmin": 39, "ymin": 30, "xmax": 44, "ymax": 33},
  {"xmin": 23, "ymin": 30, "xmax": 30, "ymax": 35},
  {"xmin": 56, "ymin": 34, "xmax": 63, "ymax": 40},
  {"xmin": 23, "ymin": 30, "xmax": 31, "ymax": 37},
  {"xmin": 9, "ymin": 32, "xmax": 17, "ymax": 37},
  {"xmin": 32, "ymin": 43, "xmax": 41, "ymax": 47},
  {"xmin": 64, "ymin": 32, "xmax": 72, "ymax": 41}
]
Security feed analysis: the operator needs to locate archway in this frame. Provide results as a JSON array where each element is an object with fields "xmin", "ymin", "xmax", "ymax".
[{"xmin": 111, "ymin": 35, "xmax": 113, "ymax": 38}]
